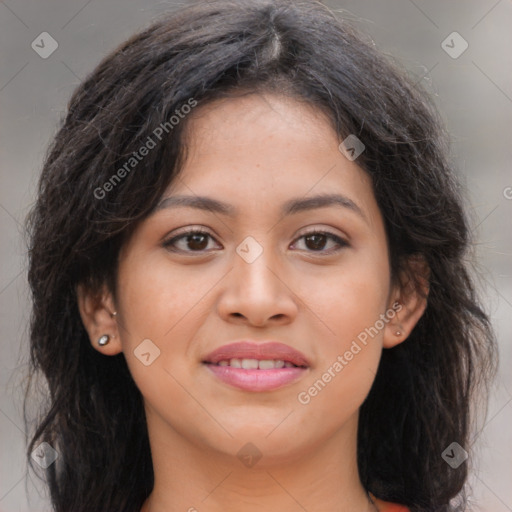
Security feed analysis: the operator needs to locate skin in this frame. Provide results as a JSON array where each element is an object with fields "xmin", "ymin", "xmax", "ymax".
[{"xmin": 78, "ymin": 93, "xmax": 428, "ymax": 512}]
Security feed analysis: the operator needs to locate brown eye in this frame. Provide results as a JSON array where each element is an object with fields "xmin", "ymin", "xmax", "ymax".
[
  {"xmin": 304, "ymin": 233, "xmax": 328, "ymax": 251},
  {"xmin": 163, "ymin": 228, "xmax": 348, "ymax": 255},
  {"xmin": 292, "ymin": 230, "xmax": 348, "ymax": 254},
  {"xmin": 183, "ymin": 233, "xmax": 209, "ymax": 251},
  {"xmin": 163, "ymin": 230, "xmax": 218, "ymax": 253}
]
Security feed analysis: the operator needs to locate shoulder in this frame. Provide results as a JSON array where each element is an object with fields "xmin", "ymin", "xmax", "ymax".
[{"xmin": 370, "ymin": 493, "xmax": 410, "ymax": 512}]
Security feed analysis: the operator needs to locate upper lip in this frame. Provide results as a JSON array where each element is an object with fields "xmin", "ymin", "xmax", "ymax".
[{"xmin": 202, "ymin": 341, "xmax": 310, "ymax": 367}]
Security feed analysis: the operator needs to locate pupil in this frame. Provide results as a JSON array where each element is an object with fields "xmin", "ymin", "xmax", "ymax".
[
  {"xmin": 306, "ymin": 234, "xmax": 326, "ymax": 250},
  {"xmin": 188, "ymin": 233, "xmax": 208, "ymax": 250}
]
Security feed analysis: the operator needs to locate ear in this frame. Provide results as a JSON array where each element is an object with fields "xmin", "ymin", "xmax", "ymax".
[
  {"xmin": 383, "ymin": 254, "xmax": 430, "ymax": 349},
  {"xmin": 76, "ymin": 282, "xmax": 122, "ymax": 355}
]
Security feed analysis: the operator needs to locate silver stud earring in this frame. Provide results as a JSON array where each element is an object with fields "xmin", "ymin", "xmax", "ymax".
[
  {"xmin": 98, "ymin": 334, "xmax": 110, "ymax": 346},
  {"xmin": 395, "ymin": 330, "xmax": 402, "ymax": 336}
]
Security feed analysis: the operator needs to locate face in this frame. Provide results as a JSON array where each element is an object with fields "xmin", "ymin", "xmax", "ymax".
[{"xmin": 85, "ymin": 93, "xmax": 410, "ymax": 466}]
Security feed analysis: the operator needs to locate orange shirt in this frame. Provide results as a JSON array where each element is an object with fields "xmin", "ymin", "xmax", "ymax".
[{"xmin": 370, "ymin": 493, "xmax": 410, "ymax": 512}]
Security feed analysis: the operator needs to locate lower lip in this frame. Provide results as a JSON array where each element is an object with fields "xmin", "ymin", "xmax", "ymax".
[{"xmin": 204, "ymin": 363, "xmax": 308, "ymax": 392}]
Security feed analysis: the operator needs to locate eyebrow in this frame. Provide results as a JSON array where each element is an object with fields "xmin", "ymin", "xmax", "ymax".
[{"xmin": 153, "ymin": 193, "xmax": 367, "ymax": 222}]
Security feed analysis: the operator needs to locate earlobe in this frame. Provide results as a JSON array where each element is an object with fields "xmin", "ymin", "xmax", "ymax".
[
  {"xmin": 76, "ymin": 283, "xmax": 122, "ymax": 355},
  {"xmin": 383, "ymin": 255, "xmax": 430, "ymax": 349}
]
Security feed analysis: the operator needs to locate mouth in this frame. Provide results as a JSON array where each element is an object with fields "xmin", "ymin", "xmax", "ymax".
[
  {"xmin": 202, "ymin": 340, "xmax": 310, "ymax": 367},
  {"xmin": 203, "ymin": 358, "xmax": 306, "ymax": 369},
  {"xmin": 202, "ymin": 341, "xmax": 310, "ymax": 392}
]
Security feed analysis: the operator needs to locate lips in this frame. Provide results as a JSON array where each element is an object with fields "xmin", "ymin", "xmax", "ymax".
[
  {"xmin": 202, "ymin": 341, "xmax": 310, "ymax": 368},
  {"xmin": 202, "ymin": 341, "xmax": 310, "ymax": 392}
]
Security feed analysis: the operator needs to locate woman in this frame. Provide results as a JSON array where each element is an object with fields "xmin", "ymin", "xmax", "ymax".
[{"xmin": 24, "ymin": 1, "xmax": 498, "ymax": 511}]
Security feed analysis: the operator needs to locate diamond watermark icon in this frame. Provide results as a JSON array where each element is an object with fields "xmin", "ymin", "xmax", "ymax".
[
  {"xmin": 339, "ymin": 134, "xmax": 365, "ymax": 161},
  {"xmin": 31, "ymin": 32, "xmax": 59, "ymax": 59},
  {"xmin": 441, "ymin": 32, "xmax": 468, "ymax": 59},
  {"xmin": 31, "ymin": 442, "xmax": 59, "ymax": 469},
  {"xmin": 236, "ymin": 236, "xmax": 263, "ymax": 264},
  {"xmin": 441, "ymin": 442, "xmax": 468, "ymax": 469},
  {"xmin": 134, "ymin": 338, "xmax": 161, "ymax": 366},
  {"xmin": 237, "ymin": 442, "xmax": 263, "ymax": 468}
]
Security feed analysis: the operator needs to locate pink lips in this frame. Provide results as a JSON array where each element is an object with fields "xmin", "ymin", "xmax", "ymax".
[
  {"xmin": 202, "ymin": 341, "xmax": 309, "ymax": 392},
  {"xmin": 203, "ymin": 341, "xmax": 310, "ymax": 367}
]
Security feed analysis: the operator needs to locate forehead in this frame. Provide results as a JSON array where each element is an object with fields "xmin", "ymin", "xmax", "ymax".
[
  {"xmin": 182, "ymin": 93, "xmax": 335, "ymax": 155},
  {"xmin": 159, "ymin": 93, "xmax": 380, "ymax": 228}
]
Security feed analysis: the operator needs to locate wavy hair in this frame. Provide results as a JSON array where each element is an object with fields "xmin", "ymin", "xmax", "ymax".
[{"xmin": 23, "ymin": 1, "xmax": 498, "ymax": 511}]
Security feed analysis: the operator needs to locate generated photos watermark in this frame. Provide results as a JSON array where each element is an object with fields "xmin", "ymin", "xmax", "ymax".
[
  {"xmin": 94, "ymin": 97, "xmax": 197, "ymax": 199},
  {"xmin": 297, "ymin": 301, "xmax": 402, "ymax": 405}
]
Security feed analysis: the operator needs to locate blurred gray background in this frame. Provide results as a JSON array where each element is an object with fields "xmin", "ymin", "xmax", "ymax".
[{"xmin": 0, "ymin": 1, "xmax": 511, "ymax": 511}]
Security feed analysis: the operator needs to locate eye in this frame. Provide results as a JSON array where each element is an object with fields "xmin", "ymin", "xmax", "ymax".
[
  {"xmin": 163, "ymin": 227, "xmax": 348, "ymax": 255},
  {"xmin": 163, "ymin": 228, "xmax": 219, "ymax": 253},
  {"xmin": 291, "ymin": 229, "xmax": 349, "ymax": 254}
]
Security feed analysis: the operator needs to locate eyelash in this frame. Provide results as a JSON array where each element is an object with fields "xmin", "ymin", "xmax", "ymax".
[{"xmin": 162, "ymin": 227, "xmax": 349, "ymax": 255}]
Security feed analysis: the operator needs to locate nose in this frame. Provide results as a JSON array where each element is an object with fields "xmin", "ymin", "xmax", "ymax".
[{"xmin": 216, "ymin": 241, "xmax": 299, "ymax": 327}]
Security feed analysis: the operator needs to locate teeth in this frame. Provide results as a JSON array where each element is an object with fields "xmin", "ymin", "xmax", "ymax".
[
  {"xmin": 241, "ymin": 358, "xmax": 259, "ymax": 369},
  {"xmin": 215, "ymin": 358, "xmax": 292, "ymax": 369},
  {"xmin": 259, "ymin": 359, "xmax": 285, "ymax": 369}
]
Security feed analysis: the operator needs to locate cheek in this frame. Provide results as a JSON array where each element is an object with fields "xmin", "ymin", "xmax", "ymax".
[
  {"xmin": 306, "ymin": 246, "xmax": 391, "ymax": 346},
  {"xmin": 117, "ymin": 249, "xmax": 205, "ymax": 340},
  {"xmin": 295, "ymin": 352, "xmax": 378, "ymax": 444},
  {"xmin": 295, "ymin": 248, "xmax": 389, "ymax": 413},
  {"xmin": 114, "ymin": 249, "xmax": 223, "ymax": 396}
]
